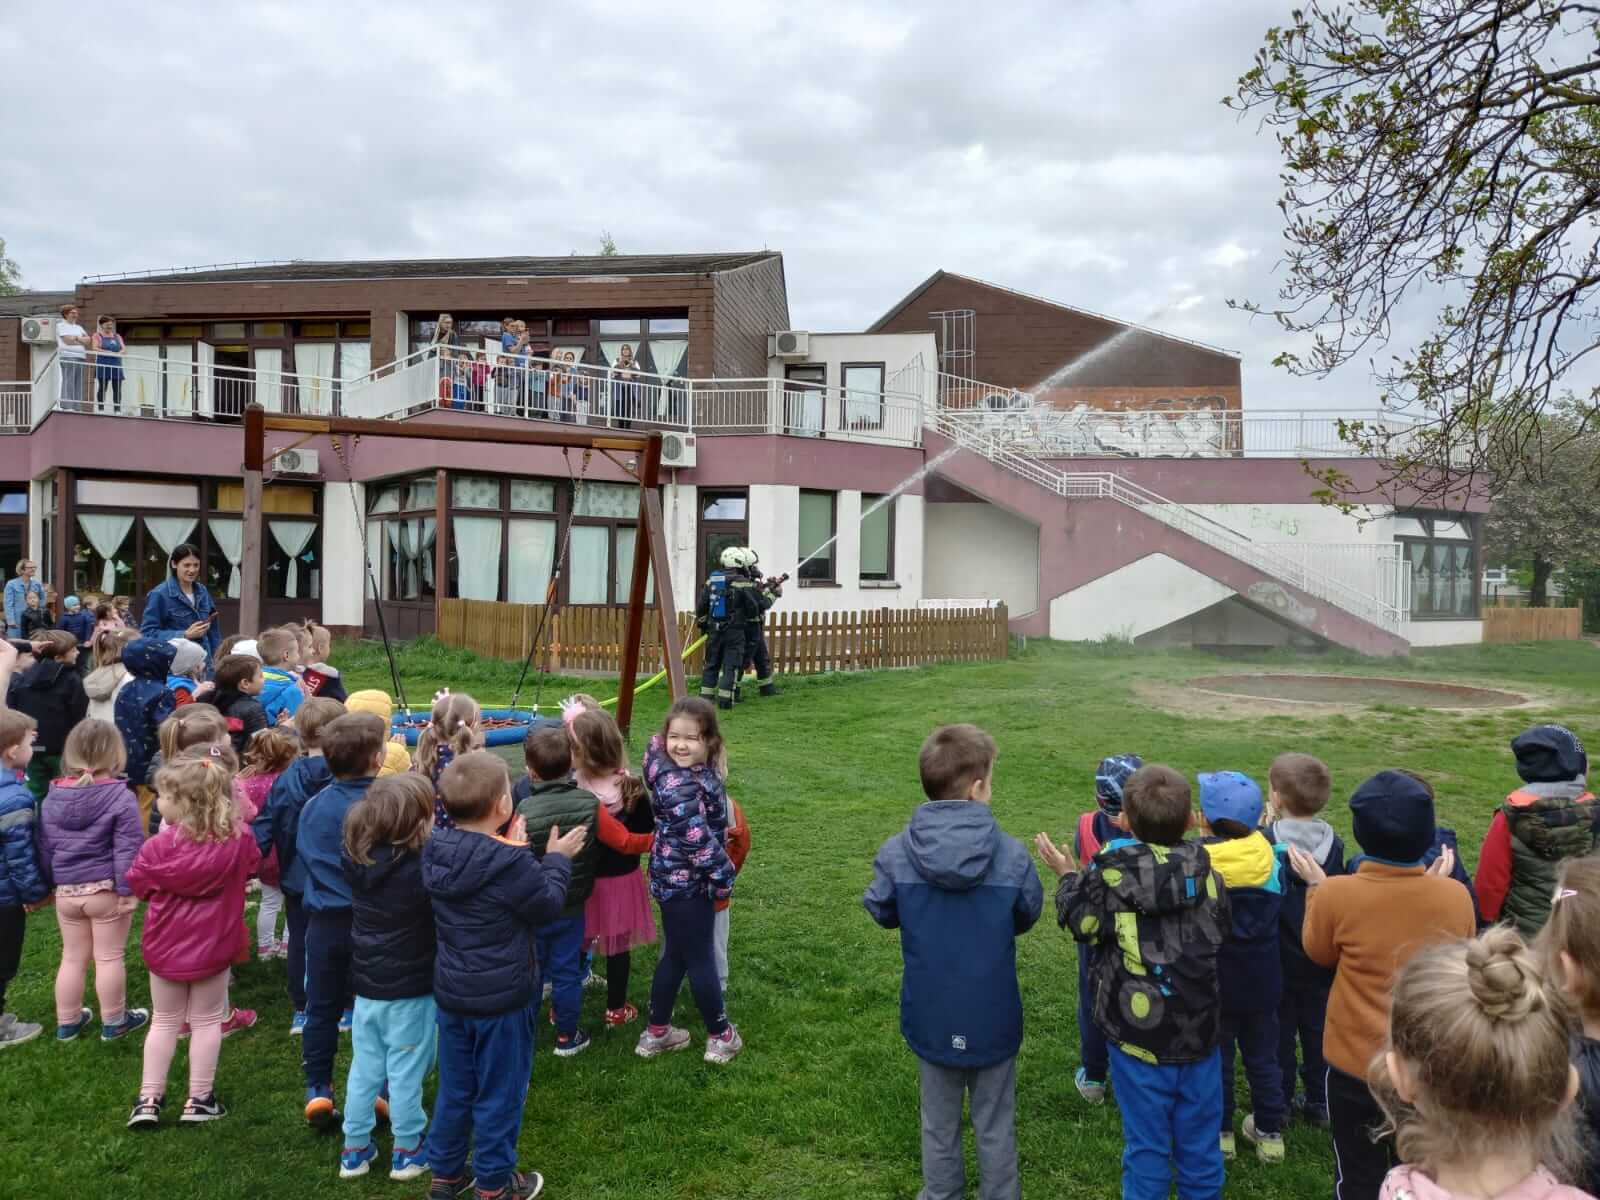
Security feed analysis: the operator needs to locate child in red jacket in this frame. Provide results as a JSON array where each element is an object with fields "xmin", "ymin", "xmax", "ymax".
[{"xmin": 125, "ymin": 751, "xmax": 260, "ymax": 1129}]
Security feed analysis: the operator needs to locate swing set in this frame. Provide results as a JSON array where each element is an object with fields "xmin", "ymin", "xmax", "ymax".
[{"xmin": 238, "ymin": 404, "xmax": 686, "ymax": 735}]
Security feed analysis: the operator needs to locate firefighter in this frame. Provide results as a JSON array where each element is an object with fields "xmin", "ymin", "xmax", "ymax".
[
  {"xmin": 740, "ymin": 548, "xmax": 784, "ymax": 698},
  {"xmin": 697, "ymin": 545, "xmax": 761, "ymax": 710}
]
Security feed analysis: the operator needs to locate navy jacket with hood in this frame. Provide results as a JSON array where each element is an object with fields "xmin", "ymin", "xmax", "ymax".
[
  {"xmin": 1266, "ymin": 818, "xmax": 1346, "ymax": 991},
  {"xmin": 297, "ymin": 776, "xmax": 375, "ymax": 913},
  {"xmin": 251, "ymin": 755, "xmax": 335, "ymax": 898},
  {"xmin": 0, "ymin": 772, "xmax": 46, "ymax": 908},
  {"xmin": 421, "ymin": 827, "xmax": 572, "ymax": 1017},
  {"xmin": 8, "ymin": 658, "xmax": 89, "ymax": 755},
  {"xmin": 1202, "ymin": 831, "xmax": 1290, "ymax": 1014},
  {"xmin": 113, "ymin": 639, "xmax": 176, "ymax": 792},
  {"xmin": 345, "ymin": 843, "xmax": 435, "ymax": 1000},
  {"xmin": 863, "ymin": 800, "xmax": 1044, "ymax": 1069}
]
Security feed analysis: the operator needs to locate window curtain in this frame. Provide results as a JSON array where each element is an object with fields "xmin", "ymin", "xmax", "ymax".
[
  {"xmin": 612, "ymin": 526, "xmax": 654, "ymax": 603},
  {"xmin": 79, "ymin": 514, "xmax": 135, "ymax": 594},
  {"xmin": 294, "ymin": 344, "xmax": 336, "ymax": 414},
  {"xmin": 392, "ymin": 517, "xmax": 435, "ymax": 599},
  {"xmin": 452, "ymin": 516, "xmax": 502, "ymax": 601},
  {"xmin": 254, "ymin": 348, "xmax": 283, "ymax": 413},
  {"xmin": 124, "ymin": 347, "xmax": 161, "ymax": 413},
  {"xmin": 506, "ymin": 518, "xmax": 556, "ymax": 604},
  {"xmin": 338, "ymin": 341, "xmax": 371, "ymax": 417},
  {"xmin": 573, "ymin": 481, "xmax": 638, "ymax": 519},
  {"xmin": 568, "ymin": 525, "xmax": 609, "ymax": 604},
  {"xmin": 208, "ymin": 517, "xmax": 244, "ymax": 598},
  {"xmin": 645, "ymin": 340, "xmax": 688, "ymax": 419},
  {"xmin": 269, "ymin": 518, "xmax": 317, "ymax": 598},
  {"xmin": 364, "ymin": 520, "xmax": 388, "ymax": 598},
  {"xmin": 143, "ymin": 516, "xmax": 197, "ymax": 575},
  {"xmin": 165, "ymin": 344, "xmax": 194, "ymax": 416}
]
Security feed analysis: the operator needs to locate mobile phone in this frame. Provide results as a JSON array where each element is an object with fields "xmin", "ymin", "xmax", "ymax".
[{"xmin": 203, "ymin": 612, "xmax": 219, "ymax": 624}]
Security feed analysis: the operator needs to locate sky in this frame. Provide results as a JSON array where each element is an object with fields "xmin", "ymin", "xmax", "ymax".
[{"xmin": 1, "ymin": 0, "xmax": 1372, "ymax": 409}]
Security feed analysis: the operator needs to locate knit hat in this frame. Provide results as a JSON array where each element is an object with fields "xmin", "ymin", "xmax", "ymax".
[
  {"xmin": 1094, "ymin": 754, "xmax": 1143, "ymax": 815},
  {"xmin": 1349, "ymin": 770, "xmax": 1436, "ymax": 864},
  {"xmin": 63, "ymin": 595, "xmax": 80, "ymax": 610},
  {"xmin": 232, "ymin": 639, "xmax": 261, "ymax": 662},
  {"xmin": 1512, "ymin": 724, "xmax": 1587, "ymax": 784},
  {"xmin": 1199, "ymin": 771, "xmax": 1264, "ymax": 829},
  {"xmin": 346, "ymin": 689, "xmax": 395, "ymax": 722},
  {"xmin": 167, "ymin": 638, "xmax": 206, "ymax": 678}
]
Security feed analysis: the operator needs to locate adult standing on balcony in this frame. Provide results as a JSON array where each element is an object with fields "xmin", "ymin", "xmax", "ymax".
[
  {"xmin": 4, "ymin": 561, "xmax": 44, "ymax": 640},
  {"xmin": 139, "ymin": 544, "xmax": 220, "ymax": 672},
  {"xmin": 55, "ymin": 304, "xmax": 91, "ymax": 410},
  {"xmin": 610, "ymin": 342, "xmax": 638, "ymax": 428},
  {"xmin": 428, "ymin": 312, "xmax": 462, "ymax": 407},
  {"xmin": 92, "ymin": 316, "xmax": 125, "ymax": 413}
]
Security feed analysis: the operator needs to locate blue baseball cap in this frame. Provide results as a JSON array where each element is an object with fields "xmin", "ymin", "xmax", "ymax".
[
  {"xmin": 1199, "ymin": 771, "xmax": 1264, "ymax": 828},
  {"xmin": 63, "ymin": 594, "xmax": 80, "ymax": 609},
  {"xmin": 1094, "ymin": 754, "xmax": 1143, "ymax": 814}
]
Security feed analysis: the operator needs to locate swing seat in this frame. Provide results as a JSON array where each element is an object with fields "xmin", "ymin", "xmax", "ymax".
[{"xmin": 390, "ymin": 708, "xmax": 561, "ymax": 747}]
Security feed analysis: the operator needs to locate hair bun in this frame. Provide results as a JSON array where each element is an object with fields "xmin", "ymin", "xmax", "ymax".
[{"xmin": 1465, "ymin": 926, "xmax": 1545, "ymax": 1022}]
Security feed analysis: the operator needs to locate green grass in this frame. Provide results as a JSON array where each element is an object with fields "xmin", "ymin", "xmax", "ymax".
[{"xmin": 4, "ymin": 638, "xmax": 1598, "ymax": 1198}]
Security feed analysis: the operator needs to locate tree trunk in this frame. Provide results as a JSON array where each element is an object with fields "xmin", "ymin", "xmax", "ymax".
[{"xmin": 1530, "ymin": 555, "xmax": 1552, "ymax": 608}]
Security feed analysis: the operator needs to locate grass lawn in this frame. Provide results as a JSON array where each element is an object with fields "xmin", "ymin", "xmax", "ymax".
[{"xmin": 3, "ymin": 636, "xmax": 1597, "ymax": 1199}]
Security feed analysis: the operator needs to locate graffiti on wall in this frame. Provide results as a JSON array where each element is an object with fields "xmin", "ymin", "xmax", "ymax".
[{"xmin": 979, "ymin": 394, "xmax": 1236, "ymax": 458}]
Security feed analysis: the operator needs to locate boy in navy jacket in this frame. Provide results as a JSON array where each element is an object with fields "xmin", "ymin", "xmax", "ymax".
[
  {"xmin": 0, "ymin": 710, "xmax": 46, "ymax": 1048},
  {"xmin": 422, "ymin": 750, "xmax": 585, "ymax": 1200},
  {"xmin": 864, "ymin": 724, "xmax": 1043, "ymax": 1200}
]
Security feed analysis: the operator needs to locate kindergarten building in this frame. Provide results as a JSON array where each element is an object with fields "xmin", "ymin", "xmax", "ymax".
[{"xmin": 0, "ymin": 252, "xmax": 1487, "ymax": 656}]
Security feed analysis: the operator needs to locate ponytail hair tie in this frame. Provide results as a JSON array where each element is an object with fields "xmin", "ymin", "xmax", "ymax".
[
  {"xmin": 1555, "ymin": 888, "xmax": 1578, "ymax": 905},
  {"xmin": 209, "ymin": 745, "xmax": 223, "ymax": 759},
  {"xmin": 561, "ymin": 698, "xmax": 584, "ymax": 728}
]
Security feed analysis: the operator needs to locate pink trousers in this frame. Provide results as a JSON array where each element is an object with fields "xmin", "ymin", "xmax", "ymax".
[
  {"xmin": 54, "ymin": 891, "xmax": 134, "ymax": 1025},
  {"xmin": 141, "ymin": 971, "xmax": 229, "ymax": 1101}
]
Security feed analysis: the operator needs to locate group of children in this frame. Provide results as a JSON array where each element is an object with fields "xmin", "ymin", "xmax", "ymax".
[
  {"xmin": 0, "ymin": 610, "xmax": 754, "ymax": 1200},
  {"xmin": 869, "ymin": 721, "xmax": 1600, "ymax": 1200}
]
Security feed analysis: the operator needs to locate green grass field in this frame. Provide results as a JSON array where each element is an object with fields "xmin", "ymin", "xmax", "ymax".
[{"xmin": 3, "ymin": 637, "xmax": 1597, "ymax": 1199}]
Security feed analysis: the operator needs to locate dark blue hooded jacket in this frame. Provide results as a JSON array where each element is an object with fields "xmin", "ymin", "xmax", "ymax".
[
  {"xmin": 252, "ymin": 755, "xmax": 335, "ymax": 898},
  {"xmin": 863, "ymin": 801, "xmax": 1043, "ymax": 1068},
  {"xmin": 1265, "ymin": 818, "xmax": 1345, "ymax": 990},
  {"xmin": 345, "ymin": 843, "xmax": 434, "ymax": 1001},
  {"xmin": 421, "ymin": 827, "xmax": 572, "ymax": 1017},
  {"xmin": 113, "ymin": 639, "xmax": 176, "ymax": 798},
  {"xmin": 0, "ymin": 772, "xmax": 47, "ymax": 908},
  {"xmin": 1201, "ymin": 831, "xmax": 1290, "ymax": 1015},
  {"xmin": 298, "ymin": 776, "xmax": 376, "ymax": 913}
]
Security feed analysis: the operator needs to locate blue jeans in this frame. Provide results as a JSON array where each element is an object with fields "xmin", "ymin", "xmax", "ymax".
[
  {"xmin": 649, "ymin": 896, "xmax": 728, "ymax": 1035},
  {"xmin": 534, "ymin": 913, "xmax": 585, "ymax": 1038},
  {"xmin": 427, "ymin": 1003, "xmax": 536, "ymax": 1192},
  {"xmin": 1076, "ymin": 943, "xmax": 1108, "ymax": 1081},
  {"xmin": 302, "ymin": 907, "xmax": 353, "ymax": 1089},
  {"xmin": 1107, "ymin": 1045, "xmax": 1225, "ymax": 1200},
  {"xmin": 344, "ymin": 994, "xmax": 437, "ymax": 1149},
  {"xmin": 1220, "ymin": 1008, "xmax": 1285, "ymax": 1134},
  {"xmin": 1279, "ymin": 982, "xmax": 1329, "ymax": 1106}
]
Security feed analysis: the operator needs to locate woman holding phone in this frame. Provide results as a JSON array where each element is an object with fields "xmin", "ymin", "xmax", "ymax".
[{"xmin": 139, "ymin": 543, "xmax": 221, "ymax": 671}]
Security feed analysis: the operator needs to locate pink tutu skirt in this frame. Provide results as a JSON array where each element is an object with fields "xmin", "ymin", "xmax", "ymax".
[{"xmin": 585, "ymin": 869, "xmax": 657, "ymax": 957}]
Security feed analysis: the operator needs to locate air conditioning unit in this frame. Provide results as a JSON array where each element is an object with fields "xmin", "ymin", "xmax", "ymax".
[
  {"xmin": 20, "ymin": 316, "xmax": 56, "ymax": 344},
  {"xmin": 660, "ymin": 432, "xmax": 697, "ymax": 469},
  {"xmin": 273, "ymin": 448, "xmax": 321, "ymax": 476},
  {"xmin": 770, "ymin": 330, "xmax": 810, "ymax": 359}
]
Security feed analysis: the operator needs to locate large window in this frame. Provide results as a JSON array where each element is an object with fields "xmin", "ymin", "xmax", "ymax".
[
  {"xmin": 366, "ymin": 476, "xmax": 437, "ymax": 603},
  {"xmin": 698, "ymin": 490, "xmax": 749, "ymax": 583},
  {"xmin": 860, "ymin": 494, "xmax": 894, "ymax": 582},
  {"xmin": 798, "ymin": 490, "xmax": 837, "ymax": 584},
  {"xmin": 842, "ymin": 362, "xmax": 886, "ymax": 430},
  {"xmin": 1403, "ymin": 531, "xmax": 1478, "ymax": 619}
]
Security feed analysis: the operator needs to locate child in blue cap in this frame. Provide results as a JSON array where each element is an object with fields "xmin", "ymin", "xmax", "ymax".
[{"xmin": 1198, "ymin": 770, "xmax": 1290, "ymax": 1164}]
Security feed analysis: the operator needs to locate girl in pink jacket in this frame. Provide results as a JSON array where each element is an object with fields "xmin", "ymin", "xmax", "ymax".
[{"xmin": 125, "ymin": 750, "xmax": 260, "ymax": 1129}]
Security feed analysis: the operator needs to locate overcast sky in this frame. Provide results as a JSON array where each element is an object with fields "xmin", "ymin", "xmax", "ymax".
[{"xmin": 2, "ymin": 1, "xmax": 1368, "ymax": 408}]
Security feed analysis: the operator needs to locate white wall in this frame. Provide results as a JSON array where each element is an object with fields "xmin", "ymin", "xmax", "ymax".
[
  {"xmin": 27, "ymin": 477, "xmax": 45, "ymax": 569},
  {"xmin": 766, "ymin": 331, "xmax": 936, "ymax": 391},
  {"xmin": 1404, "ymin": 619, "xmax": 1484, "ymax": 647},
  {"xmin": 321, "ymin": 481, "xmax": 366, "ymax": 628},
  {"xmin": 1186, "ymin": 502, "xmax": 1392, "ymax": 543},
  {"xmin": 923, "ymin": 501, "xmax": 1039, "ymax": 616},
  {"xmin": 1050, "ymin": 553, "xmax": 1234, "ymax": 641},
  {"xmin": 660, "ymin": 477, "xmax": 699, "ymax": 612},
  {"xmin": 745, "ymin": 484, "xmax": 924, "ymax": 614}
]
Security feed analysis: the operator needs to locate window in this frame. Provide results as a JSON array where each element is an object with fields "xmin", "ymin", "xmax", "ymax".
[
  {"xmin": 702, "ymin": 493, "xmax": 746, "ymax": 521},
  {"xmin": 1404, "ymin": 536, "xmax": 1477, "ymax": 619},
  {"xmin": 860, "ymin": 494, "xmax": 894, "ymax": 581},
  {"xmin": 784, "ymin": 364, "xmax": 826, "ymax": 437},
  {"xmin": 798, "ymin": 490, "xmax": 836, "ymax": 584},
  {"xmin": 367, "ymin": 474, "xmax": 437, "ymax": 602},
  {"xmin": 211, "ymin": 323, "xmax": 246, "ymax": 340},
  {"xmin": 698, "ymin": 490, "xmax": 748, "ymax": 581},
  {"xmin": 648, "ymin": 317, "xmax": 689, "ymax": 334},
  {"xmin": 842, "ymin": 362, "xmax": 885, "ymax": 429},
  {"xmin": 597, "ymin": 319, "xmax": 641, "ymax": 334}
]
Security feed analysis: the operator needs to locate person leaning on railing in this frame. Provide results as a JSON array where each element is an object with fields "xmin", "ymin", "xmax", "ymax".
[
  {"xmin": 92, "ymin": 316, "xmax": 125, "ymax": 413},
  {"xmin": 55, "ymin": 304, "xmax": 92, "ymax": 410}
]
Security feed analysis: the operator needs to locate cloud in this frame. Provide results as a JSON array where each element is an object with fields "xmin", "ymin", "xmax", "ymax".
[{"xmin": 1204, "ymin": 242, "xmax": 1256, "ymax": 271}]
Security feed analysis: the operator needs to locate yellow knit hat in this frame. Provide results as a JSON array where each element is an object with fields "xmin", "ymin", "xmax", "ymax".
[{"xmin": 345, "ymin": 689, "xmax": 394, "ymax": 721}]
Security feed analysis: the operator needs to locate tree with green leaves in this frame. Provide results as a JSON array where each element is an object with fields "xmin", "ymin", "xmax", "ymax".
[
  {"xmin": 1228, "ymin": 2, "xmax": 1600, "ymax": 506},
  {"xmin": 1482, "ymin": 406, "xmax": 1600, "ymax": 605},
  {"xmin": 599, "ymin": 232, "xmax": 618, "ymax": 257},
  {"xmin": 0, "ymin": 238, "xmax": 20, "ymax": 296}
]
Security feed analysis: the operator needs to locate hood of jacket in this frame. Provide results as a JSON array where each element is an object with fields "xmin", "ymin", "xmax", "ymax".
[
  {"xmin": 84, "ymin": 663, "xmax": 129, "ymax": 702},
  {"xmin": 133, "ymin": 826, "xmax": 252, "ymax": 899},
  {"xmin": 17, "ymin": 659, "xmax": 74, "ymax": 691},
  {"xmin": 1272, "ymin": 816, "xmax": 1338, "ymax": 863},
  {"xmin": 1203, "ymin": 831, "xmax": 1282, "ymax": 892},
  {"xmin": 904, "ymin": 800, "xmax": 999, "ymax": 892},
  {"xmin": 1095, "ymin": 837, "xmax": 1218, "ymax": 916},
  {"xmin": 420, "ymin": 826, "xmax": 527, "ymax": 900},
  {"xmin": 43, "ymin": 779, "xmax": 132, "ymax": 831},
  {"xmin": 123, "ymin": 638, "xmax": 176, "ymax": 681}
]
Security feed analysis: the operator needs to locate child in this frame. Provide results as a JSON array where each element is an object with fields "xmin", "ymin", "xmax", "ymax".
[
  {"xmin": 343, "ymin": 690, "xmax": 414, "ymax": 776},
  {"xmin": 639, "ymin": 697, "xmax": 743, "ymax": 1064},
  {"xmin": 422, "ymin": 749, "xmax": 585, "ymax": 1200},
  {"xmin": 1475, "ymin": 724, "xmax": 1597, "ymax": 938},
  {"xmin": 165, "ymin": 638, "xmax": 208, "ymax": 707},
  {"xmin": 19, "ymin": 589, "xmax": 50, "ymax": 640},
  {"xmin": 85, "ymin": 627, "xmax": 136, "ymax": 724},
  {"xmin": 1038, "ymin": 763, "xmax": 1230, "ymax": 1200},
  {"xmin": 213, "ymin": 653, "xmax": 269, "ymax": 757},
  {"xmin": 113, "ymin": 596, "xmax": 133, "ymax": 627},
  {"xmin": 1539, "ymin": 855, "xmax": 1600, "ymax": 1196},
  {"xmin": 0, "ymin": 710, "xmax": 47, "ymax": 1048},
  {"xmin": 114, "ymin": 638, "xmax": 178, "ymax": 835},
  {"xmin": 298, "ymin": 712, "xmax": 387, "ymax": 1130},
  {"xmin": 1263, "ymin": 752, "xmax": 1342, "ymax": 1128},
  {"xmin": 59, "ymin": 595, "xmax": 95, "ymax": 653},
  {"xmin": 256, "ymin": 628, "xmax": 305, "ymax": 725},
  {"xmin": 560, "ymin": 706, "xmax": 656, "ymax": 1025},
  {"xmin": 713, "ymin": 795, "xmax": 749, "ymax": 995},
  {"xmin": 338, "ymin": 774, "xmax": 437, "ymax": 1182},
  {"xmin": 416, "ymin": 691, "xmax": 482, "ymax": 829},
  {"xmin": 238, "ymin": 728, "xmax": 296, "ymax": 958},
  {"xmin": 125, "ymin": 752, "xmax": 261, "ymax": 1127},
  {"xmin": 1293, "ymin": 770, "xmax": 1479, "ymax": 1200},
  {"xmin": 9, "ymin": 629, "xmax": 89, "ymax": 801},
  {"xmin": 866, "ymin": 723, "xmax": 1043, "ymax": 1200},
  {"xmin": 37, "ymin": 720, "xmax": 146, "ymax": 1041},
  {"xmin": 1374, "ymin": 926, "xmax": 1591, "ymax": 1200},
  {"xmin": 92, "ymin": 602, "xmax": 120, "ymax": 639},
  {"xmin": 251, "ymin": 696, "xmax": 343, "ymax": 1032},
  {"xmin": 1069, "ymin": 752, "xmax": 1141, "ymax": 1105},
  {"xmin": 1198, "ymin": 770, "xmax": 1289, "ymax": 1162},
  {"xmin": 301, "ymin": 623, "xmax": 347, "ymax": 702}
]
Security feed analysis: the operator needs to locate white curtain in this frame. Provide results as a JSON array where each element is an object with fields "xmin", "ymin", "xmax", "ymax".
[
  {"xmin": 269, "ymin": 518, "xmax": 317, "ymax": 597},
  {"xmin": 124, "ymin": 348, "xmax": 161, "ymax": 413},
  {"xmin": 79, "ymin": 514, "xmax": 135, "ymax": 594},
  {"xmin": 144, "ymin": 517, "xmax": 197, "ymax": 577},
  {"xmin": 209, "ymin": 517, "xmax": 244, "ymax": 598},
  {"xmin": 647, "ymin": 340, "xmax": 688, "ymax": 418},
  {"xmin": 254, "ymin": 348, "xmax": 283, "ymax": 413},
  {"xmin": 364, "ymin": 520, "xmax": 388, "ymax": 599},
  {"xmin": 613, "ymin": 526, "xmax": 654, "ymax": 603},
  {"xmin": 165, "ymin": 344, "xmax": 194, "ymax": 416},
  {"xmin": 452, "ymin": 517, "xmax": 502, "ymax": 601},
  {"xmin": 295, "ymin": 344, "xmax": 336, "ymax": 414},
  {"xmin": 568, "ymin": 525, "xmax": 609, "ymax": 604},
  {"xmin": 506, "ymin": 519, "xmax": 555, "ymax": 603},
  {"xmin": 339, "ymin": 341, "xmax": 371, "ymax": 383},
  {"xmin": 196, "ymin": 342, "xmax": 214, "ymax": 418}
]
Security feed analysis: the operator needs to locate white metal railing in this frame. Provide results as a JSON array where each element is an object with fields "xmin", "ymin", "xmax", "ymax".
[{"xmin": 0, "ymin": 384, "xmax": 28, "ymax": 431}]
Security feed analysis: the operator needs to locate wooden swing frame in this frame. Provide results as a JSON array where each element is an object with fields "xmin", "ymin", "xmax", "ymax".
[{"xmin": 240, "ymin": 403, "xmax": 685, "ymax": 733}]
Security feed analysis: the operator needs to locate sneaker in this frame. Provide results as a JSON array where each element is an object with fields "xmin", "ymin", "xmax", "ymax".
[
  {"xmin": 581, "ymin": 970, "xmax": 604, "ymax": 990},
  {"xmin": 0, "ymin": 1012, "xmax": 42, "ymax": 1049},
  {"xmin": 634, "ymin": 1024, "xmax": 691, "ymax": 1058},
  {"xmin": 1242, "ymin": 1114, "xmax": 1285, "ymax": 1163},
  {"xmin": 221, "ymin": 1008, "xmax": 257, "ymax": 1038},
  {"xmin": 180, "ymin": 1093, "xmax": 227, "ymax": 1124},
  {"xmin": 703, "ymin": 1023, "xmax": 743, "ymax": 1065},
  {"xmin": 304, "ymin": 1084, "xmax": 341, "ymax": 1132},
  {"xmin": 56, "ymin": 1006, "xmax": 94, "ymax": 1042},
  {"xmin": 339, "ymin": 1142, "xmax": 379, "ymax": 1178},
  {"xmin": 553, "ymin": 1029, "xmax": 591, "ymax": 1058},
  {"xmin": 390, "ymin": 1143, "xmax": 428, "ymax": 1181},
  {"xmin": 102, "ymin": 1009, "xmax": 150, "ymax": 1042},
  {"xmin": 603, "ymin": 1004, "xmax": 638, "ymax": 1027},
  {"xmin": 1219, "ymin": 1131, "xmax": 1236, "ymax": 1160},
  {"xmin": 338, "ymin": 1008, "xmax": 353, "ymax": 1034},
  {"xmin": 289, "ymin": 1010, "xmax": 307, "ymax": 1036},
  {"xmin": 476, "ymin": 1170, "xmax": 543, "ymax": 1199},
  {"xmin": 1291, "ymin": 1094, "xmax": 1331, "ymax": 1128},
  {"xmin": 1074, "ymin": 1066, "xmax": 1107, "ymax": 1105},
  {"xmin": 126, "ymin": 1094, "xmax": 163, "ymax": 1129},
  {"xmin": 428, "ymin": 1177, "xmax": 475, "ymax": 1200}
]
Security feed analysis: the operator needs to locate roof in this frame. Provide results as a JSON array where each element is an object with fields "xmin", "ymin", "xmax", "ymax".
[
  {"xmin": 83, "ymin": 251, "xmax": 780, "ymax": 286},
  {"xmin": 0, "ymin": 290, "xmax": 76, "ymax": 317},
  {"xmin": 867, "ymin": 269, "xmax": 1239, "ymax": 358}
]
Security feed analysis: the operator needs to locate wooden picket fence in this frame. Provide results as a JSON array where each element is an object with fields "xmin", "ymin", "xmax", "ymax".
[
  {"xmin": 436, "ymin": 598, "xmax": 1009, "ymax": 676},
  {"xmin": 1482, "ymin": 605, "xmax": 1583, "ymax": 644}
]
